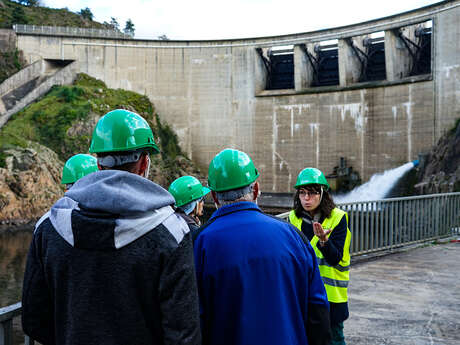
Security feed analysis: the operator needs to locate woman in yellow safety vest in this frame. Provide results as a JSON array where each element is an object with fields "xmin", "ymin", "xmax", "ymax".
[{"xmin": 289, "ymin": 167, "xmax": 351, "ymax": 345}]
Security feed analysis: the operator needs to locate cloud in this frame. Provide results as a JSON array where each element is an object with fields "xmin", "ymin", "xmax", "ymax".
[{"xmin": 42, "ymin": 0, "xmax": 440, "ymax": 40}]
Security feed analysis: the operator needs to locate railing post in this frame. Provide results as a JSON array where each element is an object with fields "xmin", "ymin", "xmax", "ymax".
[
  {"xmin": 24, "ymin": 335, "xmax": 35, "ymax": 345},
  {"xmin": 0, "ymin": 319, "xmax": 13, "ymax": 345}
]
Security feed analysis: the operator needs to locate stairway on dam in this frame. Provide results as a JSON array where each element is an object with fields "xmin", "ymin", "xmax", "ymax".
[{"xmin": 0, "ymin": 59, "xmax": 76, "ymax": 129}]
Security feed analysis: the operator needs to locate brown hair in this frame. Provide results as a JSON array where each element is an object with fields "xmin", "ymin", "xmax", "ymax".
[{"xmin": 293, "ymin": 184, "xmax": 336, "ymax": 219}]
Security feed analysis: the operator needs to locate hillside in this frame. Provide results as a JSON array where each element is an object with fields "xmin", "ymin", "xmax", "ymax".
[
  {"xmin": 0, "ymin": 0, "xmax": 107, "ymax": 29},
  {"xmin": 0, "ymin": 74, "xmax": 201, "ymax": 224},
  {"xmin": 0, "ymin": 0, "xmax": 114, "ymax": 83}
]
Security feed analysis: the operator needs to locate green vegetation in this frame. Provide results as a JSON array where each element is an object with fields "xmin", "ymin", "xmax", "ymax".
[
  {"xmin": 78, "ymin": 7, "xmax": 93, "ymax": 21},
  {"xmin": 123, "ymin": 19, "xmax": 135, "ymax": 37},
  {"xmin": 0, "ymin": 74, "xmax": 151, "ymax": 161},
  {"xmin": 0, "ymin": 74, "xmax": 191, "ymax": 185},
  {"xmin": 448, "ymin": 117, "xmax": 460, "ymax": 135},
  {"xmin": 0, "ymin": 0, "xmax": 108, "ymax": 29},
  {"xmin": 155, "ymin": 113, "xmax": 183, "ymax": 160},
  {"xmin": 0, "ymin": 48, "xmax": 26, "ymax": 83}
]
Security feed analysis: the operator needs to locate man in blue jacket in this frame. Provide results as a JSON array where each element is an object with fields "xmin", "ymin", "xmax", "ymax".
[{"xmin": 194, "ymin": 148, "xmax": 332, "ymax": 345}]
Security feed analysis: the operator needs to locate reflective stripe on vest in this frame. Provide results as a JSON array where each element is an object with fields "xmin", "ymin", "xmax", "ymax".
[
  {"xmin": 317, "ymin": 258, "xmax": 350, "ymax": 272},
  {"xmin": 288, "ymin": 208, "xmax": 351, "ymax": 303}
]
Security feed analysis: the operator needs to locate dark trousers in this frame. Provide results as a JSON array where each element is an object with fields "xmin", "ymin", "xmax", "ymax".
[{"xmin": 330, "ymin": 322, "xmax": 346, "ymax": 345}]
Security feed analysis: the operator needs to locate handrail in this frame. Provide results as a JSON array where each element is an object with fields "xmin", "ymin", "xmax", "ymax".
[
  {"xmin": 13, "ymin": 24, "xmax": 132, "ymax": 40},
  {"xmin": 0, "ymin": 302, "xmax": 34, "ymax": 345}
]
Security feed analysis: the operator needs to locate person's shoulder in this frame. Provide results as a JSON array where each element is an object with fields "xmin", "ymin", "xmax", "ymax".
[
  {"xmin": 331, "ymin": 207, "xmax": 347, "ymax": 218},
  {"xmin": 32, "ymin": 212, "xmax": 57, "ymax": 244},
  {"xmin": 151, "ymin": 211, "xmax": 191, "ymax": 249},
  {"xmin": 260, "ymin": 212, "xmax": 296, "ymax": 228}
]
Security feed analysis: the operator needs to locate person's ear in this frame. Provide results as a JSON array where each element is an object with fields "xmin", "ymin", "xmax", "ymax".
[
  {"xmin": 211, "ymin": 191, "xmax": 220, "ymax": 207},
  {"xmin": 253, "ymin": 182, "xmax": 260, "ymax": 201},
  {"xmin": 138, "ymin": 153, "xmax": 149, "ymax": 176}
]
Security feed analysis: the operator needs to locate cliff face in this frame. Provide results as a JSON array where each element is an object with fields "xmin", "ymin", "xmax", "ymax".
[
  {"xmin": 415, "ymin": 120, "xmax": 460, "ymax": 194},
  {"xmin": 0, "ymin": 142, "xmax": 63, "ymax": 223},
  {"xmin": 0, "ymin": 74, "xmax": 202, "ymax": 224}
]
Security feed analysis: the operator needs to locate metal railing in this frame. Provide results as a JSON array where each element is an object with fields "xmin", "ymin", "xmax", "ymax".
[
  {"xmin": 1, "ymin": 192, "xmax": 458, "ymax": 344},
  {"xmin": 0, "ymin": 303, "xmax": 33, "ymax": 345},
  {"xmin": 278, "ymin": 192, "xmax": 460, "ymax": 255},
  {"xmin": 13, "ymin": 24, "xmax": 133, "ymax": 39}
]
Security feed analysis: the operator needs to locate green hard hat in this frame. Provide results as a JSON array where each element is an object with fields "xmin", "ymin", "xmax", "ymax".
[
  {"xmin": 294, "ymin": 167, "xmax": 330, "ymax": 189},
  {"xmin": 169, "ymin": 176, "xmax": 211, "ymax": 208},
  {"xmin": 89, "ymin": 109, "xmax": 159, "ymax": 154},
  {"xmin": 61, "ymin": 154, "xmax": 98, "ymax": 184},
  {"xmin": 208, "ymin": 148, "xmax": 259, "ymax": 192}
]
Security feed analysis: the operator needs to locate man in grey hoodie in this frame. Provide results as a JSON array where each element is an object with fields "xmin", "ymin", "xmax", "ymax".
[{"xmin": 22, "ymin": 109, "xmax": 201, "ymax": 345}]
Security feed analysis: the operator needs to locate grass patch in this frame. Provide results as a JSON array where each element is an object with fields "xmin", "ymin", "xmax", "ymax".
[
  {"xmin": 0, "ymin": 74, "xmax": 184, "ymax": 166},
  {"xmin": 155, "ymin": 113, "xmax": 182, "ymax": 160},
  {"xmin": 448, "ymin": 117, "xmax": 460, "ymax": 135}
]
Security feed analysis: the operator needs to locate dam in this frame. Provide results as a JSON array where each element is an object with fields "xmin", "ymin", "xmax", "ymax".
[{"xmin": 1, "ymin": 0, "xmax": 460, "ymax": 193}]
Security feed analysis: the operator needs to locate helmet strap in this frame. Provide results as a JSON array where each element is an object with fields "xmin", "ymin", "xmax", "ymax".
[{"xmin": 319, "ymin": 186, "xmax": 324, "ymax": 204}]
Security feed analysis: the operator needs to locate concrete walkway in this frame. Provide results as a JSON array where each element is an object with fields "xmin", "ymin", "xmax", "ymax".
[{"xmin": 345, "ymin": 241, "xmax": 460, "ymax": 345}]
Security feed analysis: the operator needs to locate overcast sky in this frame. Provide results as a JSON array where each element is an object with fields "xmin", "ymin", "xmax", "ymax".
[{"xmin": 41, "ymin": 0, "xmax": 441, "ymax": 40}]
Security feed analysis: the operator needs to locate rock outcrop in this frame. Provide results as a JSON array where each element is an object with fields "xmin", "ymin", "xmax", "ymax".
[
  {"xmin": 0, "ymin": 142, "xmax": 64, "ymax": 224},
  {"xmin": 415, "ymin": 120, "xmax": 460, "ymax": 194},
  {"xmin": 0, "ymin": 141, "xmax": 202, "ymax": 225}
]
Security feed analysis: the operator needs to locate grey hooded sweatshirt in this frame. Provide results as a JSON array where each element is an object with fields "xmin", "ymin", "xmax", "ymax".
[{"xmin": 22, "ymin": 170, "xmax": 201, "ymax": 345}]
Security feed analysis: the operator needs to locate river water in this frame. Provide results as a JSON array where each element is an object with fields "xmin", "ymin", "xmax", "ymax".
[{"xmin": 0, "ymin": 228, "xmax": 33, "ymax": 308}]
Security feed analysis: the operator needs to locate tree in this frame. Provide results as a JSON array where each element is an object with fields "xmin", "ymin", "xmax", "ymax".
[
  {"xmin": 157, "ymin": 35, "xmax": 169, "ymax": 41},
  {"xmin": 12, "ymin": 6, "xmax": 28, "ymax": 24},
  {"xmin": 123, "ymin": 19, "xmax": 135, "ymax": 37},
  {"xmin": 79, "ymin": 7, "xmax": 93, "ymax": 21},
  {"xmin": 109, "ymin": 17, "xmax": 119, "ymax": 32}
]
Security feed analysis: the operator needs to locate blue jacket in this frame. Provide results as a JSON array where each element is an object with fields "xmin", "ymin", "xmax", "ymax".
[{"xmin": 194, "ymin": 202, "xmax": 331, "ymax": 345}]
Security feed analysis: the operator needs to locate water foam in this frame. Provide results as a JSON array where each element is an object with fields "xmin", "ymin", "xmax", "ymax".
[{"xmin": 333, "ymin": 162, "xmax": 415, "ymax": 203}]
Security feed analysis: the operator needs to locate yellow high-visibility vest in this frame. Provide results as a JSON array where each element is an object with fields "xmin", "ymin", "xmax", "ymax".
[{"xmin": 289, "ymin": 208, "xmax": 351, "ymax": 303}]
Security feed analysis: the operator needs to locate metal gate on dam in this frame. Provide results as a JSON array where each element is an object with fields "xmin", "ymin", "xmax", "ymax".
[{"xmin": 13, "ymin": 0, "xmax": 460, "ymax": 193}]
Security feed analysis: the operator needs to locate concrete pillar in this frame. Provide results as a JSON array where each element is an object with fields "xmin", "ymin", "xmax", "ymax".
[
  {"xmin": 385, "ymin": 27, "xmax": 415, "ymax": 81},
  {"xmin": 294, "ymin": 43, "xmax": 316, "ymax": 90},
  {"xmin": 338, "ymin": 36, "xmax": 367, "ymax": 86},
  {"xmin": 294, "ymin": 44, "xmax": 310, "ymax": 90}
]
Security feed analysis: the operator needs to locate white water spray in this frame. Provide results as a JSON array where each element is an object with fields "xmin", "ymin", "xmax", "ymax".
[{"xmin": 334, "ymin": 162, "xmax": 416, "ymax": 203}]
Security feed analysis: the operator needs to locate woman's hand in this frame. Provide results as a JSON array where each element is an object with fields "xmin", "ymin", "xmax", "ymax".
[{"xmin": 313, "ymin": 222, "xmax": 332, "ymax": 243}]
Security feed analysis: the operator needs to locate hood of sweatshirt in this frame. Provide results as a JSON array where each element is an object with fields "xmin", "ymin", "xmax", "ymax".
[{"xmin": 38, "ymin": 170, "xmax": 177, "ymax": 250}]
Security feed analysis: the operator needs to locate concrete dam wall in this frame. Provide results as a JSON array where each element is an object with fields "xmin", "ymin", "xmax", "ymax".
[{"xmin": 13, "ymin": 1, "xmax": 460, "ymax": 192}]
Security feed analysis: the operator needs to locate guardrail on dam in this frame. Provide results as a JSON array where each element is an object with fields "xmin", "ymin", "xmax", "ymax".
[{"xmin": 13, "ymin": 0, "xmax": 460, "ymax": 193}]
